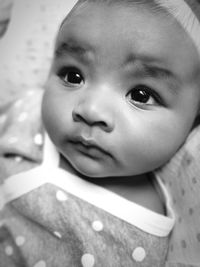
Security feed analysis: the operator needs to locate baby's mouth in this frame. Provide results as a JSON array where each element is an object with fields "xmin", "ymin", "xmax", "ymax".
[{"xmin": 69, "ymin": 136, "xmax": 111, "ymax": 159}]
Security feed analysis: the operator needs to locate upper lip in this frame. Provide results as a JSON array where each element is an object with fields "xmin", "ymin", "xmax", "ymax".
[{"xmin": 70, "ymin": 136, "xmax": 111, "ymax": 156}]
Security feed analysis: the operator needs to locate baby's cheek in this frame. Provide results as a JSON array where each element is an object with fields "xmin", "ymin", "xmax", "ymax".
[
  {"xmin": 146, "ymin": 133, "xmax": 183, "ymax": 168},
  {"xmin": 125, "ymin": 129, "xmax": 180, "ymax": 172}
]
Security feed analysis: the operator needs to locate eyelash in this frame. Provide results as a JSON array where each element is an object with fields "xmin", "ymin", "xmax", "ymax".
[
  {"xmin": 127, "ymin": 85, "xmax": 164, "ymax": 107},
  {"xmin": 57, "ymin": 66, "xmax": 84, "ymax": 86}
]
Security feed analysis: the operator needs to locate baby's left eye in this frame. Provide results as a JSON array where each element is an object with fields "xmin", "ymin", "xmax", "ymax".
[
  {"xmin": 128, "ymin": 85, "xmax": 159, "ymax": 106},
  {"xmin": 58, "ymin": 67, "xmax": 84, "ymax": 86}
]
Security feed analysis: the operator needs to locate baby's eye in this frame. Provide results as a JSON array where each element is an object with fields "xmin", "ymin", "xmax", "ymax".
[
  {"xmin": 128, "ymin": 85, "xmax": 159, "ymax": 106},
  {"xmin": 58, "ymin": 67, "xmax": 84, "ymax": 86}
]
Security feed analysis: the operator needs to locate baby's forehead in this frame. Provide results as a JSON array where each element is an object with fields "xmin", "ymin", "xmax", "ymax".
[
  {"xmin": 56, "ymin": 1, "xmax": 200, "ymax": 84},
  {"xmin": 67, "ymin": 0, "xmax": 200, "ymax": 52}
]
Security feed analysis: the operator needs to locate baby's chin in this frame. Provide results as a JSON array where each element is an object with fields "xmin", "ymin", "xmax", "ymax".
[
  {"xmin": 59, "ymin": 154, "xmax": 102, "ymax": 178},
  {"xmin": 71, "ymin": 164, "xmax": 110, "ymax": 179}
]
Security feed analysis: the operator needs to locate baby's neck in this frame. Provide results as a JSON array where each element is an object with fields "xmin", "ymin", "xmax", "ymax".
[
  {"xmin": 59, "ymin": 156, "xmax": 165, "ymax": 215},
  {"xmin": 87, "ymin": 175, "xmax": 165, "ymax": 215}
]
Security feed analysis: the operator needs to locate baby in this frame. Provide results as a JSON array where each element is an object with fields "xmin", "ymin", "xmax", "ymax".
[{"xmin": 1, "ymin": 0, "xmax": 200, "ymax": 266}]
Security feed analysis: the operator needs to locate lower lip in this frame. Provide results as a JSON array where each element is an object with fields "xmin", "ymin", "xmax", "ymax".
[{"xmin": 71, "ymin": 142, "xmax": 106, "ymax": 158}]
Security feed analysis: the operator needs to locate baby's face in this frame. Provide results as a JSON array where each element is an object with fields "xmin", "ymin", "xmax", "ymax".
[{"xmin": 42, "ymin": 2, "xmax": 200, "ymax": 178}]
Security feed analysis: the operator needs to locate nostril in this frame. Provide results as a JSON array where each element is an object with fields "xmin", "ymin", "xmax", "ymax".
[
  {"xmin": 72, "ymin": 106, "xmax": 114, "ymax": 132},
  {"xmin": 98, "ymin": 121, "xmax": 108, "ymax": 130},
  {"xmin": 72, "ymin": 111, "xmax": 83, "ymax": 122}
]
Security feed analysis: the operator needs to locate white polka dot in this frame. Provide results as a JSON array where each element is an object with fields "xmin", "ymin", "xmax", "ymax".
[
  {"xmin": 53, "ymin": 231, "xmax": 62, "ymax": 239},
  {"xmin": 26, "ymin": 90, "xmax": 35, "ymax": 96},
  {"xmin": 0, "ymin": 114, "xmax": 7, "ymax": 124},
  {"xmin": 5, "ymin": 246, "xmax": 13, "ymax": 256},
  {"xmin": 92, "ymin": 221, "xmax": 104, "ymax": 232},
  {"xmin": 34, "ymin": 133, "xmax": 43, "ymax": 146},
  {"xmin": 17, "ymin": 112, "xmax": 28, "ymax": 122},
  {"xmin": 14, "ymin": 99, "xmax": 23, "ymax": 108},
  {"xmin": 56, "ymin": 190, "xmax": 68, "ymax": 202},
  {"xmin": 81, "ymin": 254, "xmax": 95, "ymax": 267},
  {"xmin": 8, "ymin": 137, "xmax": 18, "ymax": 144},
  {"xmin": 33, "ymin": 260, "xmax": 46, "ymax": 267},
  {"xmin": 132, "ymin": 247, "xmax": 146, "ymax": 262},
  {"xmin": 14, "ymin": 156, "xmax": 23, "ymax": 163},
  {"xmin": 15, "ymin": 236, "xmax": 25, "ymax": 246}
]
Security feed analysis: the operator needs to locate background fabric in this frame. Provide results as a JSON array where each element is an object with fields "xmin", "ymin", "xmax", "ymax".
[
  {"xmin": 0, "ymin": 0, "xmax": 77, "ymax": 106},
  {"xmin": 156, "ymin": 126, "xmax": 200, "ymax": 265}
]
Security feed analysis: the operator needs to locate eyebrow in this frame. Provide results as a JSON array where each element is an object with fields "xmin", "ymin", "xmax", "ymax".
[
  {"xmin": 126, "ymin": 55, "xmax": 181, "ymax": 94},
  {"xmin": 54, "ymin": 41, "xmax": 94, "ymax": 63},
  {"xmin": 143, "ymin": 64, "xmax": 180, "ymax": 94}
]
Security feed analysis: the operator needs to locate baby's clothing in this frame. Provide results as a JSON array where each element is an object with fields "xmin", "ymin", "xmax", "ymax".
[{"xmin": 0, "ymin": 132, "xmax": 174, "ymax": 267}]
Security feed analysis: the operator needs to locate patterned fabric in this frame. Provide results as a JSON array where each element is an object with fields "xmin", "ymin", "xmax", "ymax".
[
  {"xmin": 156, "ymin": 126, "xmax": 200, "ymax": 266},
  {"xmin": 0, "ymin": 90, "xmax": 44, "ymax": 184},
  {"xmin": 0, "ymin": 0, "xmax": 77, "ymax": 106}
]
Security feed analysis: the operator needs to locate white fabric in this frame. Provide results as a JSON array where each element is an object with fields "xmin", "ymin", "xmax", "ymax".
[{"xmin": 155, "ymin": 0, "xmax": 200, "ymax": 57}]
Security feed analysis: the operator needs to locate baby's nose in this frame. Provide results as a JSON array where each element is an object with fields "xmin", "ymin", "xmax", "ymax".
[{"xmin": 72, "ymin": 89, "xmax": 115, "ymax": 132}]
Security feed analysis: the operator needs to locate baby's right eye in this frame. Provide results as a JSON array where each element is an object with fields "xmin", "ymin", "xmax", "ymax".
[{"xmin": 58, "ymin": 67, "xmax": 84, "ymax": 86}]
